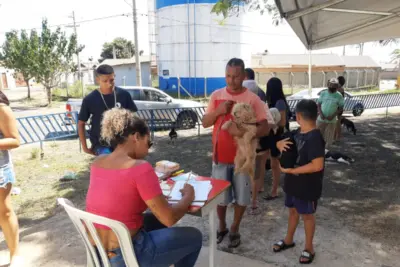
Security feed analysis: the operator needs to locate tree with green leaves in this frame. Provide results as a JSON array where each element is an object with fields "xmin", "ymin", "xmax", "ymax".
[
  {"xmin": 99, "ymin": 37, "xmax": 136, "ymax": 62},
  {"xmin": 212, "ymin": 0, "xmax": 282, "ymax": 25},
  {"xmin": 34, "ymin": 19, "xmax": 83, "ymax": 104},
  {"xmin": 0, "ymin": 30, "xmax": 39, "ymax": 99}
]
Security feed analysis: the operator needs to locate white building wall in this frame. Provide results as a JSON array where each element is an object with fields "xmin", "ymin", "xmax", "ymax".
[{"xmin": 113, "ymin": 62, "xmax": 151, "ymax": 87}]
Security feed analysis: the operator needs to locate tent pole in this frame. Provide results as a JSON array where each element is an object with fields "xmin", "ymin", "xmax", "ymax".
[{"xmin": 308, "ymin": 48, "xmax": 312, "ymax": 96}]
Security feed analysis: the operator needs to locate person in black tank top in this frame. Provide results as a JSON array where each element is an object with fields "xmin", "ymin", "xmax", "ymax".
[{"xmin": 262, "ymin": 77, "xmax": 289, "ymax": 201}]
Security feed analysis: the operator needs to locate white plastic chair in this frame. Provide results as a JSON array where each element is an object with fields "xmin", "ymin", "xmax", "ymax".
[{"xmin": 57, "ymin": 198, "xmax": 140, "ymax": 267}]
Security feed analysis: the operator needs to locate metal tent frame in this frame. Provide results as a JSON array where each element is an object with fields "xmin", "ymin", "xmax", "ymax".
[{"xmin": 274, "ymin": 0, "xmax": 400, "ymax": 92}]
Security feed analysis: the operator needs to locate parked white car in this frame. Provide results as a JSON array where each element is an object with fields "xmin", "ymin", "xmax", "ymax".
[
  {"xmin": 66, "ymin": 86, "xmax": 204, "ymax": 129},
  {"xmin": 287, "ymin": 88, "xmax": 365, "ymax": 116}
]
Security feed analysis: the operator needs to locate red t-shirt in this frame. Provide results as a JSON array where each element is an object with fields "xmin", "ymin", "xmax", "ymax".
[
  {"xmin": 86, "ymin": 162, "xmax": 162, "ymax": 230},
  {"xmin": 206, "ymin": 87, "xmax": 268, "ymax": 164}
]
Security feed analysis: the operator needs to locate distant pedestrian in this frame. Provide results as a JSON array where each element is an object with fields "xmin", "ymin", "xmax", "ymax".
[
  {"xmin": 78, "ymin": 65, "xmax": 138, "ymax": 156},
  {"xmin": 316, "ymin": 78, "xmax": 344, "ymax": 148},
  {"xmin": 243, "ymin": 68, "xmax": 266, "ymax": 102}
]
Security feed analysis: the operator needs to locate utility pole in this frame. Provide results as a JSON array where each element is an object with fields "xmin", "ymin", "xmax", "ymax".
[
  {"xmin": 132, "ymin": 0, "xmax": 142, "ymax": 86},
  {"xmin": 68, "ymin": 11, "xmax": 83, "ymax": 97}
]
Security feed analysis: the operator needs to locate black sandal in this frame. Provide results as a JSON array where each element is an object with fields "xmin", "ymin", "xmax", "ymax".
[
  {"xmin": 273, "ymin": 240, "xmax": 295, "ymax": 252},
  {"xmin": 263, "ymin": 195, "xmax": 279, "ymax": 201},
  {"xmin": 299, "ymin": 250, "xmax": 315, "ymax": 264},
  {"xmin": 217, "ymin": 229, "xmax": 229, "ymax": 244},
  {"xmin": 228, "ymin": 232, "xmax": 241, "ymax": 248}
]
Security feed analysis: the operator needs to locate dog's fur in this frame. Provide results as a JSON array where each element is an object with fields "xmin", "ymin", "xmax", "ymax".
[
  {"xmin": 325, "ymin": 149, "xmax": 355, "ymax": 165},
  {"xmin": 269, "ymin": 107, "xmax": 281, "ymax": 134},
  {"xmin": 222, "ymin": 103, "xmax": 258, "ymax": 180},
  {"xmin": 341, "ymin": 117, "xmax": 357, "ymax": 135}
]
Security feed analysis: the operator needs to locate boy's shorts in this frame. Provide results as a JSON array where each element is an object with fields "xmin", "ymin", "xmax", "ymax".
[
  {"xmin": 285, "ymin": 194, "xmax": 318, "ymax": 214},
  {"xmin": 211, "ymin": 163, "xmax": 251, "ymax": 206}
]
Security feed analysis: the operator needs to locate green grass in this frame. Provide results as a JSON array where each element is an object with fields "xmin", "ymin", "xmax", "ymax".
[
  {"xmin": 52, "ymin": 81, "xmax": 97, "ymax": 100},
  {"xmin": 12, "ymin": 141, "xmax": 92, "ymax": 221}
]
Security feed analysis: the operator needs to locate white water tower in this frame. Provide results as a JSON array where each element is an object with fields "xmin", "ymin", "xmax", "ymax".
[{"xmin": 155, "ymin": 0, "xmax": 252, "ymax": 96}]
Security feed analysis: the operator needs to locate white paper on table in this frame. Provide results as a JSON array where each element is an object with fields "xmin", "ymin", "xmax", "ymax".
[
  {"xmin": 171, "ymin": 173, "xmax": 198, "ymax": 182},
  {"xmin": 169, "ymin": 180, "xmax": 212, "ymax": 202}
]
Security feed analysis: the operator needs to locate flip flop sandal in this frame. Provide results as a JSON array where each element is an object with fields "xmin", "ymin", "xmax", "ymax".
[
  {"xmin": 248, "ymin": 206, "xmax": 262, "ymax": 215},
  {"xmin": 228, "ymin": 233, "xmax": 241, "ymax": 248},
  {"xmin": 273, "ymin": 240, "xmax": 296, "ymax": 252},
  {"xmin": 263, "ymin": 195, "xmax": 280, "ymax": 201},
  {"xmin": 217, "ymin": 229, "xmax": 229, "ymax": 244},
  {"xmin": 299, "ymin": 250, "xmax": 315, "ymax": 264}
]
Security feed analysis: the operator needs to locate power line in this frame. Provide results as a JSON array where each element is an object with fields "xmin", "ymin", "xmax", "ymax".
[
  {"xmin": 0, "ymin": 13, "xmax": 131, "ymax": 34},
  {"xmin": 138, "ymin": 11, "xmax": 295, "ymax": 37}
]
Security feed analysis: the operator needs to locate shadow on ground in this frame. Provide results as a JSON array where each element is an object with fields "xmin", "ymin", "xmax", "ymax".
[{"xmin": 0, "ymin": 116, "xmax": 399, "ymax": 266}]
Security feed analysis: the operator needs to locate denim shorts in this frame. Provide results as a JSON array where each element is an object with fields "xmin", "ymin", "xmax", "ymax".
[
  {"xmin": 0, "ymin": 164, "xmax": 16, "ymax": 189},
  {"xmin": 211, "ymin": 163, "xmax": 251, "ymax": 206}
]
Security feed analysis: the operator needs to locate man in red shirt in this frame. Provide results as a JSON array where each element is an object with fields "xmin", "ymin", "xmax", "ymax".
[{"xmin": 202, "ymin": 58, "xmax": 270, "ymax": 248}]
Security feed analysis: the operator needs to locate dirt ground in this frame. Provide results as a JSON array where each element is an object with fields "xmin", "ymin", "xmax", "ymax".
[{"xmin": 0, "ymin": 88, "xmax": 399, "ymax": 266}]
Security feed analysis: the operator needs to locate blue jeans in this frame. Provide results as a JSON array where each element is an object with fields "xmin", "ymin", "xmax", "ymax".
[
  {"xmin": 93, "ymin": 145, "xmax": 113, "ymax": 156},
  {"xmin": 105, "ymin": 214, "xmax": 202, "ymax": 267}
]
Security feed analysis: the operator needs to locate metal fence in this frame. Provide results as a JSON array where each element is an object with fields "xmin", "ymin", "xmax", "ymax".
[
  {"xmin": 16, "ymin": 93, "xmax": 400, "ymax": 150},
  {"xmin": 136, "ymin": 107, "xmax": 206, "ymax": 139},
  {"xmin": 287, "ymin": 93, "xmax": 400, "ymax": 116}
]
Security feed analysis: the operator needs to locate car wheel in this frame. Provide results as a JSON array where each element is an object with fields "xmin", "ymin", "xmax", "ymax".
[
  {"xmin": 352, "ymin": 103, "xmax": 364, "ymax": 117},
  {"xmin": 176, "ymin": 111, "xmax": 198, "ymax": 129}
]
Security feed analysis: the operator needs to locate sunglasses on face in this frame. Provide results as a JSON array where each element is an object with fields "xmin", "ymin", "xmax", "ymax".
[{"xmin": 148, "ymin": 140, "xmax": 153, "ymax": 148}]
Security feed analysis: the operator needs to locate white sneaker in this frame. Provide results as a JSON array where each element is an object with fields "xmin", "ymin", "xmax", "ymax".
[{"xmin": 10, "ymin": 256, "xmax": 24, "ymax": 267}]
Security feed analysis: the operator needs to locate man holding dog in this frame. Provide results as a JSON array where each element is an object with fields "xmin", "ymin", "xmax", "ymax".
[{"xmin": 202, "ymin": 58, "xmax": 269, "ymax": 247}]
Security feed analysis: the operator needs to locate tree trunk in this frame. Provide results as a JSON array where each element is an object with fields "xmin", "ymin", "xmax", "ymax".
[
  {"xmin": 46, "ymin": 86, "xmax": 52, "ymax": 105},
  {"xmin": 25, "ymin": 79, "xmax": 31, "ymax": 99}
]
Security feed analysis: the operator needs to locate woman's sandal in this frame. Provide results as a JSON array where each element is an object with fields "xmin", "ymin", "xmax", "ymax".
[
  {"xmin": 217, "ymin": 229, "xmax": 229, "ymax": 244},
  {"xmin": 299, "ymin": 250, "xmax": 315, "ymax": 264},
  {"xmin": 228, "ymin": 232, "xmax": 241, "ymax": 248},
  {"xmin": 273, "ymin": 240, "xmax": 296, "ymax": 252},
  {"xmin": 263, "ymin": 195, "xmax": 280, "ymax": 201}
]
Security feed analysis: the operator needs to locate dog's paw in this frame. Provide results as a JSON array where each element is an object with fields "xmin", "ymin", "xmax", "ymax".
[{"xmin": 222, "ymin": 120, "xmax": 233, "ymax": 130}]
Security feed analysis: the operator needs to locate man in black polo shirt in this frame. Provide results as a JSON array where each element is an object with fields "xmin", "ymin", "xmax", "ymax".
[{"xmin": 78, "ymin": 64, "xmax": 138, "ymax": 155}]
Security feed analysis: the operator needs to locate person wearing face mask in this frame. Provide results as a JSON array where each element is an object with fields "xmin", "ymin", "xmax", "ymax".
[{"xmin": 316, "ymin": 78, "xmax": 344, "ymax": 148}]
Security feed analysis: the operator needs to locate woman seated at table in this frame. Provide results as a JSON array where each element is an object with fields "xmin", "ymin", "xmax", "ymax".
[{"xmin": 86, "ymin": 107, "xmax": 202, "ymax": 267}]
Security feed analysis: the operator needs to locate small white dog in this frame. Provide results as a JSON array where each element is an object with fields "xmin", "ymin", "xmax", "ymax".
[{"xmin": 269, "ymin": 107, "xmax": 281, "ymax": 134}]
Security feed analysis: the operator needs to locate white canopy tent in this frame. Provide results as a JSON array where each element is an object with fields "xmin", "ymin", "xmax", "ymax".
[{"xmin": 273, "ymin": 0, "xmax": 400, "ymax": 91}]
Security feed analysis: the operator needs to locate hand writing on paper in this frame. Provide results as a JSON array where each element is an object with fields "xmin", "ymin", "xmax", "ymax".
[{"xmin": 180, "ymin": 183, "xmax": 195, "ymax": 202}]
